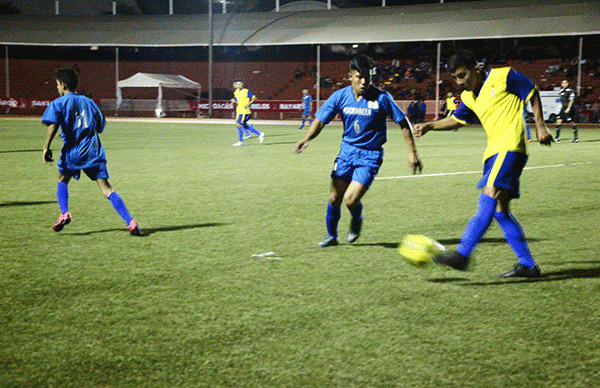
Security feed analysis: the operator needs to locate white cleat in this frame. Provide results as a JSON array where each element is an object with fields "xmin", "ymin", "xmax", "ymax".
[
  {"xmin": 232, "ymin": 141, "xmax": 243, "ymax": 146},
  {"xmin": 259, "ymin": 132, "xmax": 265, "ymax": 144}
]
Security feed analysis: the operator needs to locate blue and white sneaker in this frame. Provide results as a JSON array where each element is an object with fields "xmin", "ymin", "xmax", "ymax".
[
  {"xmin": 346, "ymin": 218, "xmax": 362, "ymax": 243},
  {"xmin": 318, "ymin": 235, "xmax": 339, "ymax": 247}
]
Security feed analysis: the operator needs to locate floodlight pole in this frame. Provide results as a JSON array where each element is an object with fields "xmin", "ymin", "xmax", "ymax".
[
  {"xmin": 208, "ymin": 0, "xmax": 214, "ymax": 118},
  {"xmin": 5, "ymin": 46, "xmax": 9, "ymax": 97},
  {"xmin": 577, "ymin": 37, "xmax": 583, "ymax": 96}
]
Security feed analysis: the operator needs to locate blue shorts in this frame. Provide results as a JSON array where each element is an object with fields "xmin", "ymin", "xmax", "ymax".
[
  {"xmin": 59, "ymin": 163, "xmax": 109, "ymax": 181},
  {"xmin": 331, "ymin": 144, "xmax": 383, "ymax": 188},
  {"xmin": 237, "ymin": 114, "xmax": 251, "ymax": 126},
  {"xmin": 303, "ymin": 109, "xmax": 311, "ymax": 116},
  {"xmin": 477, "ymin": 151, "xmax": 528, "ymax": 198}
]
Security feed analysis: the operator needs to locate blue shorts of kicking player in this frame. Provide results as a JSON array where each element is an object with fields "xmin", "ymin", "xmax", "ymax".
[
  {"xmin": 237, "ymin": 114, "xmax": 251, "ymax": 126},
  {"xmin": 331, "ymin": 143, "xmax": 383, "ymax": 188},
  {"xmin": 59, "ymin": 161, "xmax": 109, "ymax": 181},
  {"xmin": 477, "ymin": 151, "xmax": 528, "ymax": 199}
]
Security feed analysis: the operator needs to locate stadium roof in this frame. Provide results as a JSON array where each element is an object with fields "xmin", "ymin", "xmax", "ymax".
[{"xmin": 0, "ymin": 0, "xmax": 598, "ymax": 47}]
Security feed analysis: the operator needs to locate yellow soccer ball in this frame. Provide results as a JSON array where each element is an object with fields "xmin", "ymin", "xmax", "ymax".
[{"xmin": 398, "ymin": 234, "xmax": 445, "ymax": 268}]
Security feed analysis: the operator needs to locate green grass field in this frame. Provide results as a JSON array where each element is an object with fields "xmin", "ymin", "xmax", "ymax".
[{"xmin": 1, "ymin": 117, "xmax": 599, "ymax": 387}]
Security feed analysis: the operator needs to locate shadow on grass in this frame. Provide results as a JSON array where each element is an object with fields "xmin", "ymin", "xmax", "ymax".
[
  {"xmin": 0, "ymin": 200, "xmax": 56, "ymax": 207},
  {"xmin": 67, "ymin": 223, "xmax": 226, "ymax": 236},
  {"xmin": 428, "ymin": 266, "xmax": 600, "ymax": 286},
  {"xmin": 0, "ymin": 149, "xmax": 39, "ymax": 154}
]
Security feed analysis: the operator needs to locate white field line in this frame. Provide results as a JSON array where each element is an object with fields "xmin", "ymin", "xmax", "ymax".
[{"xmin": 375, "ymin": 162, "xmax": 593, "ymax": 181}]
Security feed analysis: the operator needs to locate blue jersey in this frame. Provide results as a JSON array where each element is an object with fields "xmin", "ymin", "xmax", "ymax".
[
  {"xmin": 42, "ymin": 93, "xmax": 107, "ymax": 170},
  {"xmin": 315, "ymin": 85, "xmax": 406, "ymax": 150},
  {"xmin": 303, "ymin": 93, "xmax": 313, "ymax": 114}
]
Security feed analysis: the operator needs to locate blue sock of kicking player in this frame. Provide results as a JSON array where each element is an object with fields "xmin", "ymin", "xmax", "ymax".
[
  {"xmin": 108, "ymin": 192, "xmax": 133, "ymax": 225},
  {"xmin": 494, "ymin": 211, "xmax": 536, "ymax": 268},
  {"xmin": 326, "ymin": 204, "xmax": 341, "ymax": 238},
  {"xmin": 456, "ymin": 193, "xmax": 497, "ymax": 258},
  {"xmin": 237, "ymin": 126, "xmax": 244, "ymax": 142},
  {"xmin": 349, "ymin": 201, "xmax": 363, "ymax": 230},
  {"xmin": 246, "ymin": 125, "xmax": 261, "ymax": 136},
  {"xmin": 56, "ymin": 181, "xmax": 69, "ymax": 214}
]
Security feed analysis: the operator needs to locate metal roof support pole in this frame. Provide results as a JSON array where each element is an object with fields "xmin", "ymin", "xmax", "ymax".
[
  {"xmin": 208, "ymin": 0, "xmax": 214, "ymax": 118},
  {"xmin": 577, "ymin": 36, "xmax": 583, "ymax": 97},
  {"xmin": 5, "ymin": 46, "xmax": 9, "ymax": 98},
  {"xmin": 316, "ymin": 44, "xmax": 321, "ymax": 110},
  {"xmin": 435, "ymin": 42, "xmax": 441, "ymax": 120}
]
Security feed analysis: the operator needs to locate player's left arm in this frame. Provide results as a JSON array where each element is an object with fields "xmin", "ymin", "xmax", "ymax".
[
  {"xmin": 42, "ymin": 123, "xmax": 59, "ymax": 163},
  {"xmin": 246, "ymin": 92, "xmax": 257, "ymax": 109},
  {"xmin": 399, "ymin": 118, "xmax": 422, "ymax": 174}
]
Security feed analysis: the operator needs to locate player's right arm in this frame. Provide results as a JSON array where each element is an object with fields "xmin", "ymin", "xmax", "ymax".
[
  {"xmin": 414, "ymin": 116, "xmax": 464, "ymax": 138},
  {"xmin": 295, "ymin": 119, "xmax": 325, "ymax": 154},
  {"xmin": 42, "ymin": 123, "xmax": 59, "ymax": 163}
]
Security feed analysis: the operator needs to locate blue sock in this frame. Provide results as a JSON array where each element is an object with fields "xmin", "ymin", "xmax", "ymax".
[
  {"xmin": 56, "ymin": 181, "xmax": 69, "ymax": 214},
  {"xmin": 494, "ymin": 211, "xmax": 536, "ymax": 268},
  {"xmin": 457, "ymin": 193, "xmax": 497, "ymax": 257},
  {"xmin": 326, "ymin": 204, "xmax": 341, "ymax": 238},
  {"xmin": 237, "ymin": 127, "xmax": 244, "ymax": 142},
  {"xmin": 349, "ymin": 201, "xmax": 363, "ymax": 221},
  {"xmin": 300, "ymin": 118, "xmax": 306, "ymax": 127},
  {"xmin": 108, "ymin": 192, "xmax": 133, "ymax": 225},
  {"xmin": 247, "ymin": 125, "xmax": 261, "ymax": 136}
]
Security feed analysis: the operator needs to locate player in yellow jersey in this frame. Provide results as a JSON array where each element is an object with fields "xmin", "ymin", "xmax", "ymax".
[
  {"xmin": 444, "ymin": 92, "xmax": 458, "ymax": 117},
  {"xmin": 230, "ymin": 79, "xmax": 264, "ymax": 146},
  {"xmin": 414, "ymin": 50, "xmax": 553, "ymax": 278}
]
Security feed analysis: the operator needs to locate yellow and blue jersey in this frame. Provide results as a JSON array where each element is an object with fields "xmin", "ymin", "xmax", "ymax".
[
  {"xmin": 234, "ymin": 88, "xmax": 254, "ymax": 115},
  {"xmin": 451, "ymin": 67, "xmax": 536, "ymax": 162}
]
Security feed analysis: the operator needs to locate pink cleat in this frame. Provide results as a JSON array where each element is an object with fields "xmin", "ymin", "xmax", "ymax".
[
  {"xmin": 127, "ymin": 219, "xmax": 141, "ymax": 236},
  {"xmin": 53, "ymin": 212, "xmax": 71, "ymax": 232}
]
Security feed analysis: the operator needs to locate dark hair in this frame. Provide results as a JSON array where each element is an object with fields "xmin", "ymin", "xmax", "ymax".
[
  {"xmin": 233, "ymin": 79, "xmax": 242, "ymax": 83},
  {"xmin": 350, "ymin": 54, "xmax": 374, "ymax": 77},
  {"xmin": 54, "ymin": 68, "xmax": 79, "ymax": 91},
  {"xmin": 446, "ymin": 50, "xmax": 478, "ymax": 73}
]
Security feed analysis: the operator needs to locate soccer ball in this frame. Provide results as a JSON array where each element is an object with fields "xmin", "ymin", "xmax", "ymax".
[{"xmin": 398, "ymin": 234, "xmax": 445, "ymax": 268}]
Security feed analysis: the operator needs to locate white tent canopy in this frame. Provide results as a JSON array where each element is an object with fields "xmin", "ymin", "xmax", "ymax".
[{"xmin": 116, "ymin": 73, "xmax": 201, "ymax": 116}]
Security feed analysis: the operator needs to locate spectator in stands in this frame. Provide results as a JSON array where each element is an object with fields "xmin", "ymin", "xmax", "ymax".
[
  {"xmin": 555, "ymin": 79, "xmax": 579, "ymax": 143},
  {"xmin": 231, "ymin": 79, "xmax": 264, "ymax": 146},
  {"xmin": 42, "ymin": 68, "xmax": 141, "ymax": 236},
  {"xmin": 590, "ymin": 96, "xmax": 600, "ymax": 123}
]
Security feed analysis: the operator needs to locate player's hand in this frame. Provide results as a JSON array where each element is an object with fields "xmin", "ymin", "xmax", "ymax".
[
  {"xmin": 413, "ymin": 123, "xmax": 431, "ymax": 139},
  {"xmin": 294, "ymin": 139, "xmax": 309, "ymax": 154},
  {"xmin": 408, "ymin": 152, "xmax": 423, "ymax": 175},
  {"xmin": 537, "ymin": 127, "xmax": 553, "ymax": 146},
  {"xmin": 43, "ymin": 148, "xmax": 53, "ymax": 163}
]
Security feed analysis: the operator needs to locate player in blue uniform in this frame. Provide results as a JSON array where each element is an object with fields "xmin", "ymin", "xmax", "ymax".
[
  {"xmin": 414, "ymin": 50, "xmax": 553, "ymax": 278},
  {"xmin": 295, "ymin": 55, "xmax": 422, "ymax": 247},
  {"xmin": 299, "ymin": 88, "xmax": 313, "ymax": 129},
  {"xmin": 42, "ymin": 68, "xmax": 140, "ymax": 235}
]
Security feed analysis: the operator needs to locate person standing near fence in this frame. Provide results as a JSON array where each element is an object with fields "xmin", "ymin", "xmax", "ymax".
[{"xmin": 299, "ymin": 87, "xmax": 313, "ymax": 129}]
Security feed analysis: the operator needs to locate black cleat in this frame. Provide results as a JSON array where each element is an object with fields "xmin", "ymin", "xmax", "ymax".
[
  {"xmin": 434, "ymin": 250, "xmax": 470, "ymax": 271},
  {"xmin": 318, "ymin": 235, "xmax": 339, "ymax": 248},
  {"xmin": 499, "ymin": 263, "xmax": 541, "ymax": 278},
  {"xmin": 346, "ymin": 218, "xmax": 362, "ymax": 243}
]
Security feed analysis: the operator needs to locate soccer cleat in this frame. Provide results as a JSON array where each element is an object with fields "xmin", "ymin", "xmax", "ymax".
[
  {"xmin": 554, "ymin": 137, "xmax": 561, "ymax": 143},
  {"xmin": 232, "ymin": 141, "xmax": 243, "ymax": 146},
  {"xmin": 243, "ymin": 135, "xmax": 252, "ymax": 139},
  {"xmin": 573, "ymin": 138, "xmax": 580, "ymax": 143},
  {"xmin": 346, "ymin": 218, "xmax": 362, "ymax": 243},
  {"xmin": 53, "ymin": 212, "xmax": 72, "ymax": 232},
  {"xmin": 259, "ymin": 132, "xmax": 265, "ymax": 144},
  {"xmin": 499, "ymin": 263, "xmax": 541, "ymax": 278},
  {"xmin": 318, "ymin": 235, "xmax": 339, "ymax": 248},
  {"xmin": 433, "ymin": 249, "xmax": 470, "ymax": 271},
  {"xmin": 127, "ymin": 219, "xmax": 141, "ymax": 236}
]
